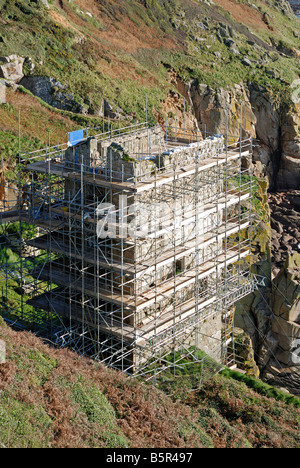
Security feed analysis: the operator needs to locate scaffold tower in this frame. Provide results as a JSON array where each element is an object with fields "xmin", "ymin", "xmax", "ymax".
[{"xmin": 0, "ymin": 120, "xmax": 258, "ymax": 384}]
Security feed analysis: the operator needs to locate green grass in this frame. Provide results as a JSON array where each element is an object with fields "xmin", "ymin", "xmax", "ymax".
[
  {"xmin": 0, "ymin": 127, "xmax": 42, "ymax": 165},
  {"xmin": 220, "ymin": 368, "xmax": 300, "ymax": 408},
  {"xmin": 0, "ymin": 393, "xmax": 53, "ymax": 448},
  {"xmin": 68, "ymin": 375, "xmax": 129, "ymax": 448},
  {"xmin": 1, "ymin": 0, "xmax": 299, "ymax": 127}
]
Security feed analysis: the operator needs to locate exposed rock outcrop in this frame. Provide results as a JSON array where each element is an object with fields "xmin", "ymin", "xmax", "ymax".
[
  {"xmin": 189, "ymin": 81, "xmax": 255, "ymax": 143},
  {"xmin": 0, "ymin": 55, "xmax": 25, "ymax": 83},
  {"xmin": 269, "ymin": 190, "xmax": 300, "ymax": 275},
  {"xmin": 19, "ymin": 76, "xmax": 89, "ymax": 114},
  {"xmin": 171, "ymin": 74, "xmax": 299, "ymax": 190},
  {"xmin": 249, "ymin": 85, "xmax": 282, "ymax": 190},
  {"xmin": 153, "ymin": 88, "xmax": 201, "ymax": 137},
  {"xmin": 235, "ymin": 178, "xmax": 274, "ymax": 369},
  {"xmin": 262, "ymin": 253, "xmax": 300, "ymax": 395},
  {"xmin": 278, "ymin": 102, "xmax": 300, "ymax": 189},
  {"xmin": 233, "ymin": 327, "xmax": 260, "ymax": 378}
]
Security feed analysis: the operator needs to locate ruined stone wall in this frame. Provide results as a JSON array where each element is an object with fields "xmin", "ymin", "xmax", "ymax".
[
  {"xmin": 105, "ymin": 134, "xmax": 224, "ymax": 182},
  {"xmin": 65, "ymin": 137, "xmax": 99, "ymax": 170},
  {"xmin": 98, "ymin": 126, "xmax": 164, "ymax": 167},
  {"xmin": 62, "ymin": 132, "xmax": 228, "ymax": 368},
  {"xmin": 157, "ymin": 136, "xmax": 224, "ymax": 169}
]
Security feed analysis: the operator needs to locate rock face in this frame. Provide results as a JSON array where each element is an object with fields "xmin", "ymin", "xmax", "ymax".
[
  {"xmin": 172, "ymin": 76, "xmax": 299, "ymax": 190},
  {"xmin": 0, "ymin": 55, "xmax": 25, "ymax": 83},
  {"xmin": 272, "ymin": 255, "xmax": 300, "ymax": 364},
  {"xmin": 268, "ymin": 193, "xmax": 300, "ymax": 380},
  {"xmin": 19, "ymin": 76, "xmax": 88, "ymax": 114},
  {"xmin": 249, "ymin": 85, "xmax": 281, "ymax": 189},
  {"xmin": 233, "ymin": 328, "xmax": 260, "ymax": 378},
  {"xmin": 153, "ymin": 90, "xmax": 200, "ymax": 137},
  {"xmin": 234, "ymin": 183, "xmax": 300, "ymax": 395},
  {"xmin": 235, "ymin": 179, "xmax": 275, "ymax": 372},
  {"xmin": 278, "ymin": 102, "xmax": 300, "ymax": 189},
  {"xmin": 192, "ymin": 82, "xmax": 288, "ymax": 191},
  {"xmin": 269, "ymin": 191, "xmax": 300, "ymax": 275},
  {"xmin": 169, "ymin": 74, "xmax": 300, "ymax": 394},
  {"xmin": 189, "ymin": 82, "xmax": 255, "ymax": 143},
  {"xmin": 262, "ymin": 253, "xmax": 300, "ymax": 395}
]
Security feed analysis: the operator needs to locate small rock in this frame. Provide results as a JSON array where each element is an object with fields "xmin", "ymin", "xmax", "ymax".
[
  {"xmin": 242, "ymin": 56, "xmax": 252, "ymax": 66},
  {"xmin": 224, "ymin": 38, "xmax": 235, "ymax": 47},
  {"xmin": 230, "ymin": 45, "xmax": 240, "ymax": 56},
  {"xmin": 196, "ymin": 22, "xmax": 208, "ymax": 30},
  {"xmin": 40, "ymin": 0, "xmax": 49, "ymax": 7}
]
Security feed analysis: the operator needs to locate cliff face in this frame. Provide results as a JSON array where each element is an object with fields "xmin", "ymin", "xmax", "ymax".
[
  {"xmin": 172, "ymin": 77, "xmax": 299, "ymax": 191},
  {"xmin": 172, "ymin": 76, "xmax": 300, "ymax": 390},
  {"xmin": 279, "ymin": 102, "xmax": 300, "ymax": 189},
  {"xmin": 262, "ymin": 254, "xmax": 300, "ymax": 395}
]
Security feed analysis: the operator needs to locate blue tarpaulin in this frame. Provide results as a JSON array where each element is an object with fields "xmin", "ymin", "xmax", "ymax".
[{"xmin": 68, "ymin": 129, "xmax": 85, "ymax": 147}]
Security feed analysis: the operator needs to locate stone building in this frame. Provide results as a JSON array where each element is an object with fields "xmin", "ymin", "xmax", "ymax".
[{"xmin": 19, "ymin": 124, "xmax": 255, "ymax": 377}]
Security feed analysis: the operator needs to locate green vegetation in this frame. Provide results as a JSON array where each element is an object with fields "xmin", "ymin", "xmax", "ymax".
[
  {"xmin": 0, "ymin": 222, "xmax": 59, "ymax": 330},
  {"xmin": 0, "ymin": 318, "xmax": 299, "ymax": 448},
  {"xmin": 1, "ymin": 0, "xmax": 299, "ymax": 130},
  {"xmin": 60, "ymin": 375, "xmax": 129, "ymax": 448},
  {"xmin": 221, "ymin": 368, "xmax": 300, "ymax": 408},
  {"xmin": 228, "ymin": 174, "xmax": 270, "ymax": 223},
  {"xmin": 0, "ymin": 0, "xmax": 299, "ymax": 174},
  {"xmin": 0, "ymin": 394, "xmax": 53, "ymax": 448}
]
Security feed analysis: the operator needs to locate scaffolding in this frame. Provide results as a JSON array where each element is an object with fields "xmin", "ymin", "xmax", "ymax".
[{"xmin": 0, "ymin": 118, "xmax": 258, "ymax": 384}]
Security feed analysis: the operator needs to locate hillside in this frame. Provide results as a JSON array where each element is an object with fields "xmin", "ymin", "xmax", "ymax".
[
  {"xmin": 1, "ymin": 0, "xmax": 300, "ymax": 122},
  {"xmin": 1, "ymin": 0, "xmax": 300, "ymax": 188},
  {"xmin": 0, "ymin": 317, "xmax": 299, "ymax": 448}
]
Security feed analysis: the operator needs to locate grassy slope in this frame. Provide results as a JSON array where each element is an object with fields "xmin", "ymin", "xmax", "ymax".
[
  {"xmin": 0, "ymin": 0, "xmax": 299, "ymax": 163},
  {"xmin": 0, "ymin": 318, "xmax": 299, "ymax": 448},
  {"xmin": 0, "ymin": 0, "xmax": 299, "ymax": 167},
  {"xmin": 0, "ymin": 87, "xmax": 81, "ymax": 175},
  {"xmin": 1, "ymin": 0, "xmax": 300, "ymax": 121}
]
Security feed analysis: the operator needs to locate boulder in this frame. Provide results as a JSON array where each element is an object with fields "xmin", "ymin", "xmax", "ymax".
[
  {"xmin": 19, "ymin": 76, "xmax": 88, "ymax": 114},
  {"xmin": 0, "ymin": 55, "xmax": 25, "ymax": 83},
  {"xmin": 103, "ymin": 99, "xmax": 124, "ymax": 120},
  {"xmin": 229, "ymin": 44, "xmax": 240, "ymax": 56},
  {"xmin": 241, "ymin": 56, "xmax": 252, "ymax": 67}
]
